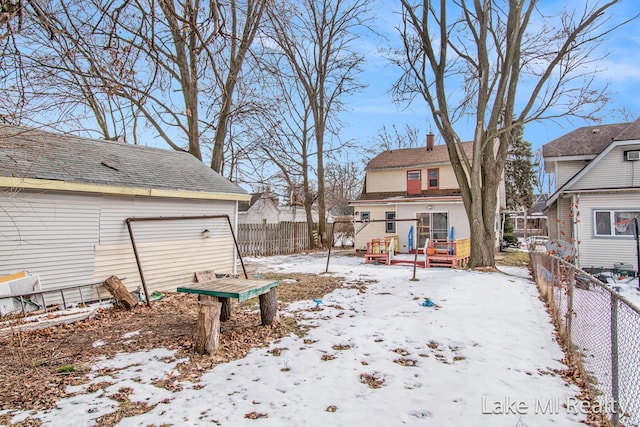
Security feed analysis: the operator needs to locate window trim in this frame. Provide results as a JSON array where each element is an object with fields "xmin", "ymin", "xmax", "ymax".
[
  {"xmin": 427, "ymin": 168, "xmax": 439, "ymax": 189},
  {"xmin": 407, "ymin": 170, "xmax": 422, "ymax": 195},
  {"xmin": 593, "ymin": 209, "xmax": 640, "ymax": 238},
  {"xmin": 360, "ymin": 211, "xmax": 370, "ymax": 223},
  {"xmin": 385, "ymin": 211, "xmax": 396, "ymax": 233},
  {"xmin": 407, "ymin": 170, "xmax": 421, "ymax": 181}
]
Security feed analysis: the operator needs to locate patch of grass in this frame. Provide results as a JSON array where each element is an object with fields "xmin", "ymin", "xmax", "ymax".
[
  {"xmin": 279, "ymin": 315, "xmax": 309, "ymax": 338},
  {"xmin": 57, "ymin": 364, "xmax": 75, "ymax": 374},
  {"xmin": 497, "ymin": 250, "xmax": 530, "ymax": 267}
]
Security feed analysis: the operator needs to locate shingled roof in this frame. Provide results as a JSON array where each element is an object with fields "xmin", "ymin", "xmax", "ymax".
[
  {"xmin": 542, "ymin": 118, "xmax": 640, "ymax": 158},
  {"xmin": 0, "ymin": 125, "xmax": 248, "ymax": 198},
  {"xmin": 365, "ymin": 142, "xmax": 474, "ymax": 170}
]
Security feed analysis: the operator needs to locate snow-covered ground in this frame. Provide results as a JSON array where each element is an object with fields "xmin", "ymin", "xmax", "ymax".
[{"xmin": 5, "ymin": 254, "xmax": 594, "ymax": 426}]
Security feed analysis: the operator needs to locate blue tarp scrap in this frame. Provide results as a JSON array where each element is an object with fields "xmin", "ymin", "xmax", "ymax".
[{"xmin": 421, "ymin": 298, "xmax": 435, "ymax": 307}]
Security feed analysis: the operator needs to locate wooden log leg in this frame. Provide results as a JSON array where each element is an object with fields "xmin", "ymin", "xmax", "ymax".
[
  {"xmin": 194, "ymin": 295, "xmax": 222, "ymax": 355},
  {"xmin": 258, "ymin": 287, "xmax": 279, "ymax": 326},
  {"xmin": 103, "ymin": 276, "xmax": 137, "ymax": 310},
  {"xmin": 220, "ymin": 297, "xmax": 231, "ymax": 322}
]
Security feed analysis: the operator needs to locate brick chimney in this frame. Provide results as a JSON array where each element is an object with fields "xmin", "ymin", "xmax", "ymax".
[{"xmin": 426, "ymin": 133, "xmax": 434, "ymax": 151}]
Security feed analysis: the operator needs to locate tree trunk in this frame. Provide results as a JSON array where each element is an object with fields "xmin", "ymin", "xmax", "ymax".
[
  {"xmin": 220, "ymin": 297, "xmax": 231, "ymax": 322},
  {"xmin": 194, "ymin": 295, "xmax": 222, "ymax": 355},
  {"xmin": 258, "ymin": 288, "xmax": 279, "ymax": 326},
  {"xmin": 315, "ymin": 124, "xmax": 326, "ymax": 247},
  {"xmin": 103, "ymin": 276, "xmax": 137, "ymax": 310}
]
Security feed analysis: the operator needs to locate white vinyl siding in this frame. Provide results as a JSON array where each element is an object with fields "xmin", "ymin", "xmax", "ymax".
[
  {"xmin": 573, "ymin": 145, "xmax": 640, "ymax": 189},
  {"xmin": 102, "ymin": 196, "xmax": 237, "ymax": 292},
  {"xmin": 398, "ymin": 203, "xmax": 468, "ymax": 249},
  {"xmin": 0, "ymin": 192, "xmax": 99, "ymax": 292},
  {"xmin": 94, "ymin": 237, "xmax": 234, "ymax": 294},
  {"xmin": 1, "ymin": 190, "xmax": 238, "ymax": 305},
  {"xmin": 574, "ymin": 194, "xmax": 639, "ymax": 270},
  {"xmin": 391, "ymin": 202, "xmax": 468, "ymax": 252},
  {"xmin": 555, "ymin": 161, "xmax": 589, "ymax": 188},
  {"xmin": 353, "ymin": 205, "xmax": 390, "ymax": 250}
]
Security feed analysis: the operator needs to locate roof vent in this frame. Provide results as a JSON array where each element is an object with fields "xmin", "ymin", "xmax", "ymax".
[{"xmin": 592, "ymin": 129, "xmax": 600, "ymax": 134}]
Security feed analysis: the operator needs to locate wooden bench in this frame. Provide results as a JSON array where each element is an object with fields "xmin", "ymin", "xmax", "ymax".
[
  {"xmin": 364, "ymin": 238, "xmax": 393, "ymax": 265},
  {"xmin": 177, "ymin": 276, "xmax": 279, "ymax": 355}
]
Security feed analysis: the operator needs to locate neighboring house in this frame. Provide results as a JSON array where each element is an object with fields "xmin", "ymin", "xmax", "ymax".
[
  {"xmin": 237, "ymin": 191, "xmax": 318, "ymax": 224},
  {"xmin": 0, "ymin": 125, "xmax": 250, "ymax": 305},
  {"xmin": 238, "ymin": 192, "xmax": 282, "ymax": 224},
  {"xmin": 349, "ymin": 134, "xmax": 506, "ymax": 253},
  {"xmin": 507, "ymin": 193, "xmax": 549, "ymax": 238},
  {"xmin": 543, "ymin": 118, "xmax": 640, "ymax": 270}
]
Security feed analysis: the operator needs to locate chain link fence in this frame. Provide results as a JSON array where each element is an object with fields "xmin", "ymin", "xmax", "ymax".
[{"xmin": 530, "ymin": 252, "xmax": 640, "ymax": 426}]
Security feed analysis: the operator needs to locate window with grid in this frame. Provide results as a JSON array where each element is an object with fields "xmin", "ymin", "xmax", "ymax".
[
  {"xmin": 385, "ymin": 211, "xmax": 396, "ymax": 233},
  {"xmin": 407, "ymin": 170, "xmax": 422, "ymax": 195},
  {"xmin": 427, "ymin": 168, "xmax": 439, "ymax": 189}
]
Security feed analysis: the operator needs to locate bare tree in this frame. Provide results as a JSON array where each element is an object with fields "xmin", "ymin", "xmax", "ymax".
[
  {"xmin": 246, "ymin": 55, "xmax": 319, "ymax": 245},
  {"xmin": 265, "ymin": 0, "xmax": 372, "ymax": 246},
  {"xmin": 375, "ymin": 123, "xmax": 422, "ymax": 152},
  {"xmin": 393, "ymin": 0, "xmax": 633, "ymax": 267},
  {"xmin": 325, "ymin": 161, "xmax": 362, "ymax": 216},
  {"xmin": 5, "ymin": 0, "xmax": 266, "ymax": 174}
]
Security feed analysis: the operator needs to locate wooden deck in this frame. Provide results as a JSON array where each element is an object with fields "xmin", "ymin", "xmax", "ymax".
[{"xmin": 426, "ymin": 239, "xmax": 471, "ymax": 268}]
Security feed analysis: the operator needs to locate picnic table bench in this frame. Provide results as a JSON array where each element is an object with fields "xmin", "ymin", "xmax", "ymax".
[{"xmin": 177, "ymin": 275, "xmax": 279, "ymax": 355}]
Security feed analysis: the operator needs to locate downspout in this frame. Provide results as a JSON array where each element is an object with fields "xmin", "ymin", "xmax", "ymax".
[{"xmin": 233, "ymin": 200, "xmax": 239, "ymax": 276}]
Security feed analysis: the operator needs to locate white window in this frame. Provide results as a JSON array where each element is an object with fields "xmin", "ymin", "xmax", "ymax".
[
  {"xmin": 594, "ymin": 210, "xmax": 640, "ymax": 237},
  {"xmin": 407, "ymin": 170, "xmax": 421, "ymax": 181}
]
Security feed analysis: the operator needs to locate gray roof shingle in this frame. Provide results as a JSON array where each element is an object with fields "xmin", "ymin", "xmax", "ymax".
[
  {"xmin": 0, "ymin": 125, "xmax": 248, "ymax": 197},
  {"xmin": 542, "ymin": 118, "xmax": 640, "ymax": 158}
]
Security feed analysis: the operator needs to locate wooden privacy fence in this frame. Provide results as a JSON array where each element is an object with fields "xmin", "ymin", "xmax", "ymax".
[{"xmin": 237, "ymin": 222, "xmax": 311, "ymax": 256}]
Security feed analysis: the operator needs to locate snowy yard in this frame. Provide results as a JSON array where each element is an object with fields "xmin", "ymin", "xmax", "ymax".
[{"xmin": 4, "ymin": 254, "xmax": 592, "ymax": 426}]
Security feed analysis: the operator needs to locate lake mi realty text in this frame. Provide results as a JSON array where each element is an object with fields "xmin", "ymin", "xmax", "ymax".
[{"xmin": 481, "ymin": 396, "xmax": 625, "ymax": 416}]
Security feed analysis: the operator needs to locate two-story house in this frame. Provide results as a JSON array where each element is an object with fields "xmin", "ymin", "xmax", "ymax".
[
  {"xmin": 350, "ymin": 134, "xmax": 486, "ymax": 253},
  {"xmin": 543, "ymin": 118, "xmax": 640, "ymax": 271}
]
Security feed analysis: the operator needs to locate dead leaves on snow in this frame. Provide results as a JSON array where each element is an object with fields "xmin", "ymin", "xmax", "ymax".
[
  {"xmin": 359, "ymin": 372, "xmax": 385, "ymax": 389},
  {"xmin": 0, "ymin": 273, "xmax": 344, "ymax": 414}
]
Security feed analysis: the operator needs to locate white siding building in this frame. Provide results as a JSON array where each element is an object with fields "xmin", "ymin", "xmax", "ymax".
[
  {"xmin": 543, "ymin": 119, "xmax": 640, "ymax": 271},
  {"xmin": 349, "ymin": 135, "xmax": 505, "ymax": 253},
  {"xmin": 0, "ymin": 125, "xmax": 250, "ymax": 305}
]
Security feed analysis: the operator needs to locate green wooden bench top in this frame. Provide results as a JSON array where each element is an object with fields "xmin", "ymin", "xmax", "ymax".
[{"xmin": 177, "ymin": 278, "xmax": 279, "ymax": 302}]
